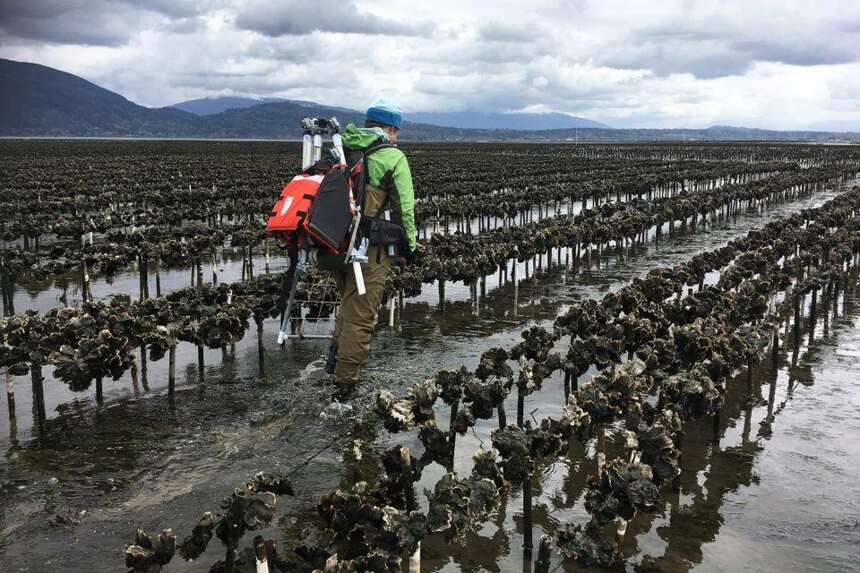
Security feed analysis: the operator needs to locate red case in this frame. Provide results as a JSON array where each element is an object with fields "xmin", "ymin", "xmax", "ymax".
[
  {"xmin": 266, "ymin": 174, "xmax": 324, "ymax": 245},
  {"xmin": 267, "ymin": 161, "xmax": 362, "ymax": 254}
]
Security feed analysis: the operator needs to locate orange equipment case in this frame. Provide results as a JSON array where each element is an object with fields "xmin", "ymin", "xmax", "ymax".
[
  {"xmin": 267, "ymin": 173, "xmax": 325, "ymax": 248},
  {"xmin": 267, "ymin": 162, "xmax": 360, "ymax": 256}
]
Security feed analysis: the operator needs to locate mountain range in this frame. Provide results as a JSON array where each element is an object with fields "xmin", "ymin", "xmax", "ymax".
[
  {"xmin": 408, "ymin": 110, "xmax": 607, "ymax": 130},
  {"xmin": 171, "ymin": 96, "xmax": 289, "ymax": 116},
  {"xmin": 170, "ymin": 95, "xmax": 608, "ymax": 130},
  {"xmin": 1, "ymin": 58, "xmax": 857, "ymax": 142}
]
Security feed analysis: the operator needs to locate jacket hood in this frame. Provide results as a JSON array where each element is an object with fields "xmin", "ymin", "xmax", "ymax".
[{"xmin": 341, "ymin": 122, "xmax": 389, "ymax": 149}]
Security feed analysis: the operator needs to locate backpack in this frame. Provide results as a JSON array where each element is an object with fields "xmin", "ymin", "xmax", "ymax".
[{"xmin": 267, "ymin": 142, "xmax": 407, "ymax": 266}]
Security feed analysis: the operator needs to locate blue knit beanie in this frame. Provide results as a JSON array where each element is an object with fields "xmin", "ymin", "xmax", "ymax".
[{"xmin": 366, "ymin": 97, "xmax": 403, "ymax": 130}]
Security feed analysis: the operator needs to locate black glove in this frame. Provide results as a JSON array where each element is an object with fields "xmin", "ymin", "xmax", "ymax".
[{"xmin": 404, "ymin": 243, "xmax": 424, "ymax": 266}]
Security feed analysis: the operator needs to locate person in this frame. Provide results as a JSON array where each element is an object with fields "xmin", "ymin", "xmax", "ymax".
[{"xmin": 327, "ymin": 98, "xmax": 417, "ymax": 399}]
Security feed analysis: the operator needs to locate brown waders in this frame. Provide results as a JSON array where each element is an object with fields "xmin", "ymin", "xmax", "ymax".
[{"xmin": 331, "ymin": 182, "xmax": 394, "ymax": 389}]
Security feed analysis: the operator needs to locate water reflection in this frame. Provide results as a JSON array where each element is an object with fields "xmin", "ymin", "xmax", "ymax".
[{"xmin": 413, "ymin": 277, "xmax": 857, "ymax": 572}]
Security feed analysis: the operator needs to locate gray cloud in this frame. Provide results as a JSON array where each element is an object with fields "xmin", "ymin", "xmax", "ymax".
[
  {"xmin": 602, "ymin": 42, "xmax": 753, "ymax": 78},
  {"xmin": 478, "ymin": 21, "xmax": 539, "ymax": 43},
  {"xmin": 731, "ymin": 38, "xmax": 856, "ymax": 68},
  {"xmin": 162, "ymin": 16, "xmax": 208, "ymax": 35},
  {"xmin": 234, "ymin": 0, "xmax": 434, "ymax": 37},
  {"xmin": 0, "ymin": 0, "xmax": 858, "ymax": 131},
  {"xmin": 0, "ymin": 0, "xmax": 213, "ymax": 46},
  {"xmin": 0, "ymin": 1, "xmax": 133, "ymax": 46},
  {"xmin": 837, "ymin": 18, "xmax": 860, "ymax": 34},
  {"xmin": 122, "ymin": 0, "xmax": 213, "ymax": 19},
  {"xmin": 607, "ymin": 11, "xmax": 860, "ymax": 79}
]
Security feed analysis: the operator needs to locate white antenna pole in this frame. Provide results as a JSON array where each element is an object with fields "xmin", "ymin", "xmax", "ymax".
[
  {"xmin": 312, "ymin": 133, "xmax": 323, "ymax": 163},
  {"xmin": 302, "ymin": 134, "xmax": 313, "ymax": 169},
  {"xmin": 332, "ymin": 133, "xmax": 347, "ymax": 165}
]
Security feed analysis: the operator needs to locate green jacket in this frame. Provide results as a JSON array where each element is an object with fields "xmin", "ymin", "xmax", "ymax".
[{"xmin": 341, "ymin": 123, "xmax": 417, "ymax": 252}]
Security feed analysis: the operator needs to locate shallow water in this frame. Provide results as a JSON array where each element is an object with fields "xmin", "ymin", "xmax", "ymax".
[
  {"xmin": 1, "ymin": 182, "xmax": 859, "ymax": 572},
  {"xmin": 414, "ymin": 284, "xmax": 860, "ymax": 573}
]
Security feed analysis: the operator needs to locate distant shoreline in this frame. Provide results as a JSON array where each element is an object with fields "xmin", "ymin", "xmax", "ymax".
[{"xmin": 1, "ymin": 136, "xmax": 857, "ymax": 145}]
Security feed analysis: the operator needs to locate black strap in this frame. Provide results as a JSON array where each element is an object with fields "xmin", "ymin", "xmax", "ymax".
[{"xmin": 357, "ymin": 142, "xmax": 396, "ymax": 214}]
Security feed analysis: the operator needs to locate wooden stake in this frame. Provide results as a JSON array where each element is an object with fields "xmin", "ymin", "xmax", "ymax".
[
  {"xmin": 81, "ymin": 260, "xmax": 90, "ymax": 303},
  {"xmin": 31, "ymin": 364, "xmax": 46, "ymax": 429},
  {"xmin": 6, "ymin": 368, "xmax": 17, "ymax": 441},
  {"xmin": 154, "ymin": 257, "xmax": 162, "ymax": 297},
  {"xmin": 517, "ymin": 386, "xmax": 525, "ymax": 427},
  {"xmin": 5, "ymin": 367, "xmax": 14, "ymax": 421},
  {"xmin": 168, "ymin": 345, "xmax": 176, "ymax": 400},
  {"xmin": 522, "ymin": 467, "xmax": 534, "ymax": 555},
  {"xmin": 563, "ymin": 371, "xmax": 570, "ymax": 402},
  {"xmin": 447, "ymin": 398, "xmax": 459, "ymax": 472},
  {"xmin": 794, "ymin": 298, "xmax": 801, "ymax": 348},
  {"xmin": 138, "ymin": 255, "xmax": 146, "ymax": 301},
  {"xmin": 408, "ymin": 543, "xmax": 421, "ymax": 573},
  {"xmin": 254, "ymin": 536, "xmax": 270, "ymax": 573},
  {"xmin": 198, "ymin": 344, "xmax": 205, "ymax": 385},
  {"xmin": 140, "ymin": 344, "xmax": 150, "ymax": 392},
  {"xmin": 130, "ymin": 356, "xmax": 140, "ymax": 399},
  {"xmin": 142, "ymin": 255, "xmax": 150, "ymax": 299},
  {"xmin": 534, "ymin": 535, "xmax": 552, "ymax": 573},
  {"xmin": 256, "ymin": 319, "xmax": 265, "ymax": 376}
]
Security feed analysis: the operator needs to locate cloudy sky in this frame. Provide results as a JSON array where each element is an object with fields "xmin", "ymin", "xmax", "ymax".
[{"xmin": 1, "ymin": 0, "xmax": 859, "ymax": 130}]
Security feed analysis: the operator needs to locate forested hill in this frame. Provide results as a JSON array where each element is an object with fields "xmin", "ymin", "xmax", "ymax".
[
  {"xmin": 1, "ymin": 58, "xmax": 857, "ymax": 142},
  {"xmin": 0, "ymin": 58, "xmax": 195, "ymax": 137}
]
